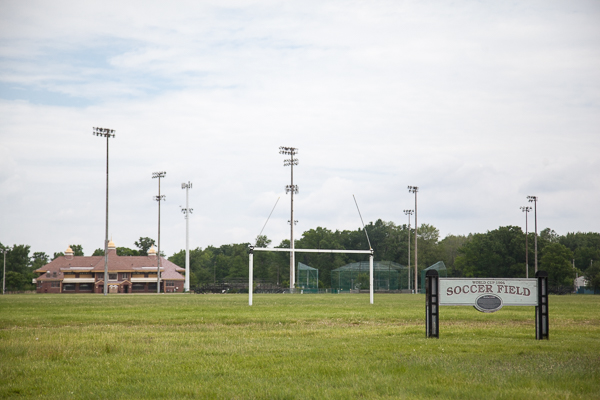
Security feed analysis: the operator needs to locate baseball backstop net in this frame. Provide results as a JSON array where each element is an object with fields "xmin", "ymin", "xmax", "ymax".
[
  {"xmin": 331, "ymin": 261, "xmax": 410, "ymax": 291},
  {"xmin": 297, "ymin": 262, "xmax": 319, "ymax": 291}
]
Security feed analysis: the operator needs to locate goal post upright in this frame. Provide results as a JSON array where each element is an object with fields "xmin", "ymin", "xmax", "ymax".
[
  {"xmin": 249, "ymin": 246, "xmax": 254, "ymax": 306},
  {"xmin": 369, "ymin": 252, "xmax": 374, "ymax": 304}
]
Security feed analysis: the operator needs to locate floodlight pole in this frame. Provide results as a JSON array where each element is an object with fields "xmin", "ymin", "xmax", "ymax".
[
  {"xmin": 181, "ymin": 182, "xmax": 193, "ymax": 292},
  {"xmin": 527, "ymin": 196, "xmax": 538, "ymax": 273},
  {"xmin": 521, "ymin": 206, "xmax": 532, "ymax": 278},
  {"xmin": 408, "ymin": 186, "xmax": 419, "ymax": 293},
  {"xmin": 93, "ymin": 127, "xmax": 115, "ymax": 296},
  {"xmin": 404, "ymin": 209, "xmax": 414, "ymax": 291},
  {"xmin": 153, "ymin": 172, "xmax": 166, "ymax": 293},
  {"xmin": 280, "ymin": 146, "xmax": 299, "ymax": 289}
]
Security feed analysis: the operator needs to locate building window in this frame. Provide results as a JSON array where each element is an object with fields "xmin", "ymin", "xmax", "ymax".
[
  {"xmin": 132, "ymin": 283, "xmax": 145, "ymax": 291},
  {"xmin": 52, "ymin": 272, "xmax": 57, "ymax": 277},
  {"xmin": 79, "ymin": 284, "xmax": 93, "ymax": 291},
  {"xmin": 108, "ymin": 273, "xmax": 117, "ymax": 281},
  {"xmin": 166, "ymin": 281, "xmax": 175, "ymax": 287},
  {"xmin": 96, "ymin": 273, "xmax": 104, "ymax": 280},
  {"xmin": 122, "ymin": 273, "xmax": 128, "ymax": 279},
  {"xmin": 51, "ymin": 282, "xmax": 60, "ymax": 288},
  {"xmin": 148, "ymin": 283, "xmax": 157, "ymax": 291},
  {"xmin": 63, "ymin": 284, "xmax": 75, "ymax": 291}
]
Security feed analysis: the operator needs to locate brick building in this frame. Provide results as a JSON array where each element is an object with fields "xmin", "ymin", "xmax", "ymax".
[{"xmin": 34, "ymin": 240, "xmax": 185, "ymax": 294}]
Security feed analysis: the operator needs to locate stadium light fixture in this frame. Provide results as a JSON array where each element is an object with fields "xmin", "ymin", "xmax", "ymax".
[
  {"xmin": 280, "ymin": 146, "xmax": 299, "ymax": 289},
  {"xmin": 520, "ymin": 206, "xmax": 532, "ymax": 278},
  {"xmin": 93, "ymin": 127, "xmax": 115, "ymax": 296},
  {"xmin": 403, "ymin": 209, "xmax": 414, "ymax": 291},
  {"xmin": 181, "ymin": 182, "xmax": 193, "ymax": 292},
  {"xmin": 408, "ymin": 186, "xmax": 419, "ymax": 293},
  {"xmin": 153, "ymin": 171, "xmax": 166, "ymax": 293},
  {"xmin": 527, "ymin": 196, "xmax": 538, "ymax": 273}
]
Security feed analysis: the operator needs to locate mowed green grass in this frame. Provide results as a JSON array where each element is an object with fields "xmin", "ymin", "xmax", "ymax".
[{"xmin": 1, "ymin": 294, "xmax": 599, "ymax": 399}]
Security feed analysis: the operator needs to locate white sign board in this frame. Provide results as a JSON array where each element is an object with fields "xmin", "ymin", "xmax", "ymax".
[{"xmin": 439, "ymin": 278, "xmax": 538, "ymax": 312}]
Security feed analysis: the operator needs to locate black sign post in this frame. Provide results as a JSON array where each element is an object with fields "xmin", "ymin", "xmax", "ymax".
[
  {"xmin": 425, "ymin": 270, "xmax": 439, "ymax": 338},
  {"xmin": 535, "ymin": 271, "xmax": 549, "ymax": 340}
]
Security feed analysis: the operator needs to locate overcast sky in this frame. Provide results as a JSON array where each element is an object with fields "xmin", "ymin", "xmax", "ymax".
[{"xmin": 1, "ymin": 0, "xmax": 599, "ymax": 258}]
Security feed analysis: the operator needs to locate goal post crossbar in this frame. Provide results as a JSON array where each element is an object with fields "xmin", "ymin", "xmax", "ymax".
[
  {"xmin": 252, "ymin": 247, "xmax": 372, "ymax": 254},
  {"xmin": 248, "ymin": 246, "xmax": 374, "ymax": 306}
]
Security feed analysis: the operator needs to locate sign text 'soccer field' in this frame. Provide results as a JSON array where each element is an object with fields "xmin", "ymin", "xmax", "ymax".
[{"xmin": 439, "ymin": 278, "xmax": 538, "ymax": 312}]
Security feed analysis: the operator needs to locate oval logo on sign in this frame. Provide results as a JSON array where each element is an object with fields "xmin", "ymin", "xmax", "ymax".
[{"xmin": 474, "ymin": 294, "xmax": 503, "ymax": 313}]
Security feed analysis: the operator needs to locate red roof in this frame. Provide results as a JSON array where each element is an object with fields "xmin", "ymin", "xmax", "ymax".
[{"xmin": 35, "ymin": 249, "xmax": 184, "ymax": 281}]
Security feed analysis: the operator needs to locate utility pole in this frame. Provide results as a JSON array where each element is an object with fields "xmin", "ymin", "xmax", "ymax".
[
  {"xmin": 279, "ymin": 146, "xmax": 299, "ymax": 289},
  {"xmin": 408, "ymin": 186, "xmax": 419, "ymax": 293},
  {"xmin": 527, "ymin": 196, "xmax": 538, "ymax": 273},
  {"xmin": 181, "ymin": 182, "xmax": 193, "ymax": 292},
  {"xmin": 153, "ymin": 172, "xmax": 166, "ymax": 293},
  {"xmin": 93, "ymin": 127, "xmax": 115, "ymax": 295},
  {"xmin": 520, "ymin": 206, "xmax": 532, "ymax": 278},
  {"xmin": 403, "ymin": 209, "xmax": 413, "ymax": 292}
]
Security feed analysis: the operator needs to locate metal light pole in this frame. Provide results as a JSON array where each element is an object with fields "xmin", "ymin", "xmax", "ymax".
[
  {"xmin": 280, "ymin": 146, "xmax": 299, "ymax": 289},
  {"xmin": 520, "ymin": 206, "xmax": 532, "ymax": 278},
  {"xmin": 403, "ymin": 209, "xmax": 413, "ymax": 292},
  {"xmin": 527, "ymin": 196, "xmax": 538, "ymax": 273},
  {"xmin": 408, "ymin": 186, "xmax": 419, "ymax": 293},
  {"xmin": 181, "ymin": 182, "xmax": 193, "ymax": 292},
  {"xmin": 93, "ymin": 127, "xmax": 115, "ymax": 296},
  {"xmin": 2, "ymin": 248, "xmax": 7, "ymax": 295},
  {"xmin": 153, "ymin": 172, "xmax": 166, "ymax": 293}
]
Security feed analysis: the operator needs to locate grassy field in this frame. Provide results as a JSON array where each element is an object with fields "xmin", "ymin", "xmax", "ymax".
[{"xmin": 0, "ymin": 293, "xmax": 599, "ymax": 399}]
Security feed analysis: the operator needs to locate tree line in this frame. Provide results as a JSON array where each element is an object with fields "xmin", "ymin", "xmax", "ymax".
[
  {"xmin": 168, "ymin": 220, "xmax": 600, "ymax": 291},
  {"xmin": 2, "ymin": 222, "xmax": 599, "ymax": 291}
]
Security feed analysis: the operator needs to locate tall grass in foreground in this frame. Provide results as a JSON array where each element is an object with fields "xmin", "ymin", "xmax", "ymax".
[{"xmin": 0, "ymin": 294, "xmax": 599, "ymax": 399}]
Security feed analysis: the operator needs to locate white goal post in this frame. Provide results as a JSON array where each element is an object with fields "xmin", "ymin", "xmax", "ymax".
[{"xmin": 248, "ymin": 246, "xmax": 374, "ymax": 306}]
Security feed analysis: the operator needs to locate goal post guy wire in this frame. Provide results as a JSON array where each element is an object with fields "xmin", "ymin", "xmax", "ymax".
[
  {"xmin": 255, "ymin": 197, "xmax": 280, "ymax": 246},
  {"xmin": 353, "ymin": 194, "xmax": 372, "ymax": 250}
]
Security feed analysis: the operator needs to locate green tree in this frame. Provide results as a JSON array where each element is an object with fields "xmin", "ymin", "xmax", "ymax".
[
  {"xmin": 5, "ymin": 271, "xmax": 29, "ymax": 291},
  {"xmin": 540, "ymin": 243, "xmax": 575, "ymax": 287},
  {"xmin": 560, "ymin": 232, "xmax": 600, "ymax": 252},
  {"xmin": 417, "ymin": 223, "xmax": 441, "ymax": 269},
  {"xmin": 31, "ymin": 252, "xmax": 49, "ymax": 270},
  {"xmin": 255, "ymin": 235, "xmax": 271, "ymax": 247},
  {"xmin": 0, "ymin": 244, "xmax": 34, "ymax": 291},
  {"xmin": 584, "ymin": 261, "xmax": 600, "ymax": 292},
  {"xmin": 92, "ymin": 248, "xmax": 104, "ymax": 256},
  {"xmin": 574, "ymin": 247, "xmax": 600, "ymax": 272},
  {"xmin": 135, "ymin": 237, "xmax": 156, "ymax": 256},
  {"xmin": 116, "ymin": 247, "xmax": 140, "ymax": 256},
  {"xmin": 5, "ymin": 245, "xmax": 31, "ymax": 275},
  {"xmin": 53, "ymin": 252, "xmax": 64, "ymax": 260},
  {"xmin": 69, "ymin": 244, "xmax": 84, "ymax": 256},
  {"xmin": 540, "ymin": 228, "xmax": 560, "ymax": 244},
  {"xmin": 454, "ymin": 226, "xmax": 525, "ymax": 278},
  {"xmin": 439, "ymin": 234, "xmax": 471, "ymax": 276},
  {"xmin": 254, "ymin": 235, "xmax": 278, "ymax": 282}
]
